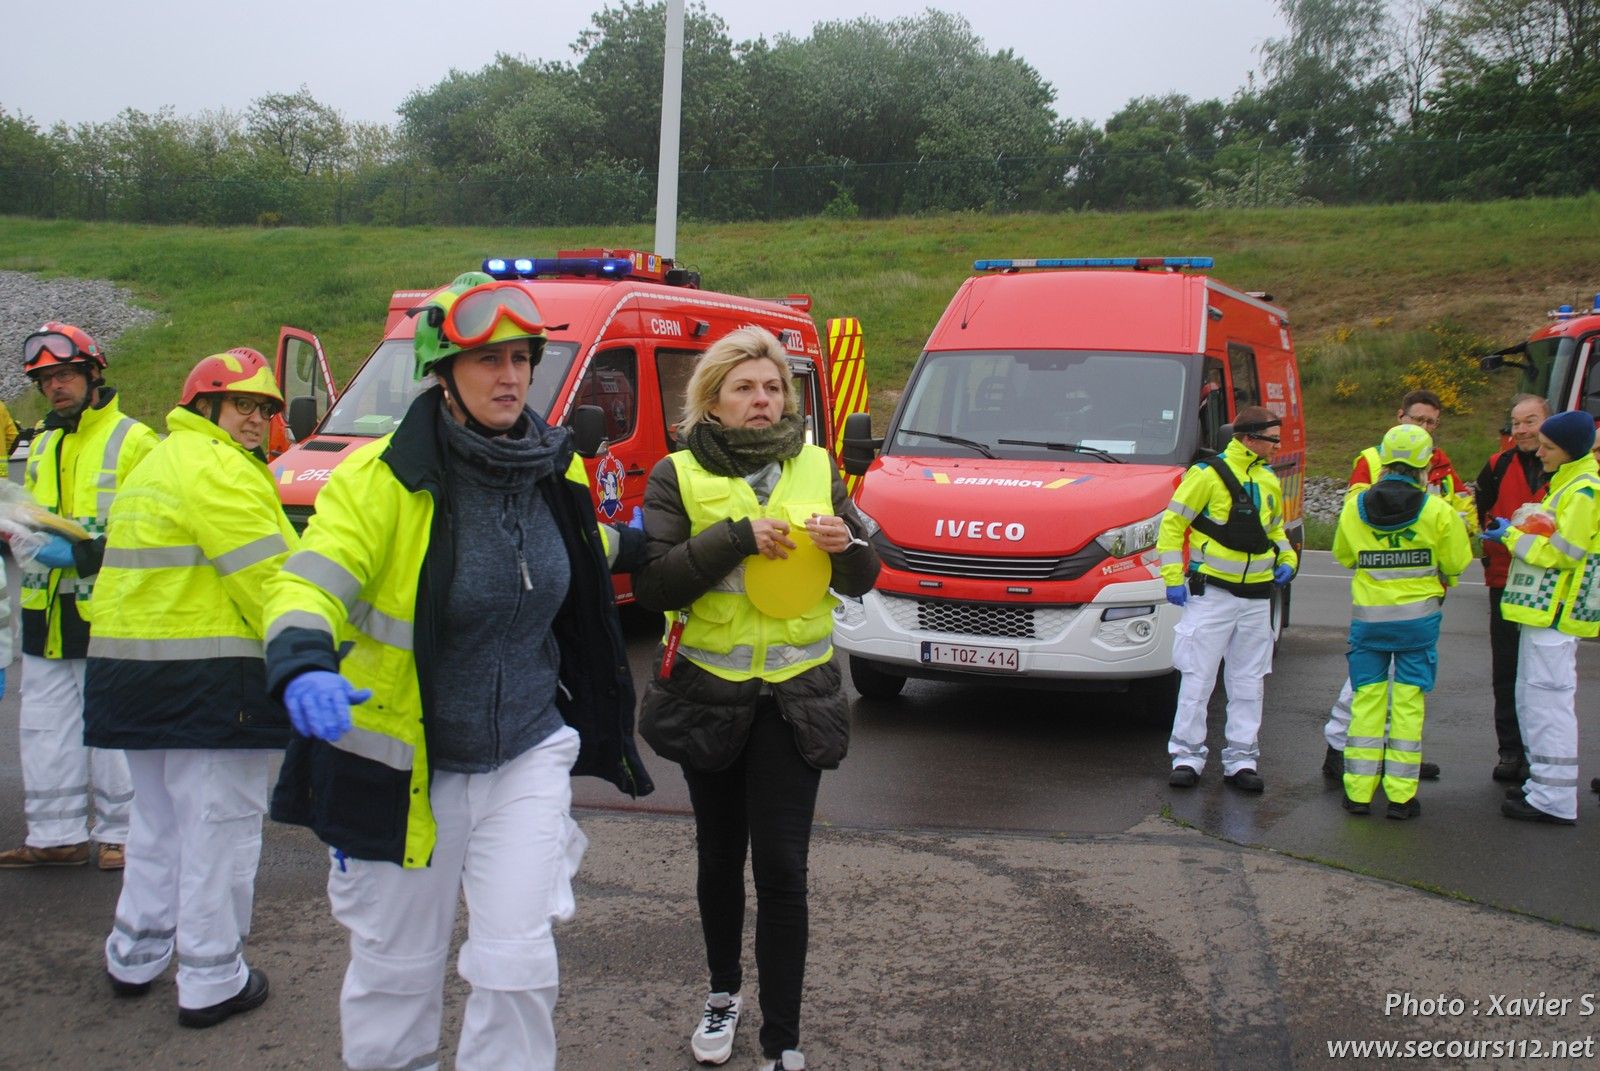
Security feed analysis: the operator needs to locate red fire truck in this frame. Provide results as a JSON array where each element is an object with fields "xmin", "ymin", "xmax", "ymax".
[
  {"xmin": 834, "ymin": 256, "xmax": 1305, "ymax": 710},
  {"xmin": 268, "ymin": 248, "xmax": 870, "ymax": 602},
  {"xmin": 1481, "ymin": 293, "xmax": 1600, "ymax": 423}
]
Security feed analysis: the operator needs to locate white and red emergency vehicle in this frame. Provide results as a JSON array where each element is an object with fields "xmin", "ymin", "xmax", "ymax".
[
  {"xmin": 268, "ymin": 248, "xmax": 870, "ymax": 602},
  {"xmin": 834, "ymin": 256, "xmax": 1305, "ymax": 708}
]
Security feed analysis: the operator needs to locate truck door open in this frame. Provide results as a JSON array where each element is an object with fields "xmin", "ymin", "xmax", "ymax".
[{"xmin": 273, "ymin": 327, "xmax": 339, "ymax": 457}]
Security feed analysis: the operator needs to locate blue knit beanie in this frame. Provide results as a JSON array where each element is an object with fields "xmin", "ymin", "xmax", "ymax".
[{"xmin": 1540, "ymin": 410, "xmax": 1596, "ymax": 460}]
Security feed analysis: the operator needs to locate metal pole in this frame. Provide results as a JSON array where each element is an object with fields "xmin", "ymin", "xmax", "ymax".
[{"xmin": 653, "ymin": 0, "xmax": 685, "ymax": 259}]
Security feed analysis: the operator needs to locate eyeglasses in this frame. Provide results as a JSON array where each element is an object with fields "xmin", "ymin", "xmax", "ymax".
[
  {"xmin": 229, "ymin": 395, "xmax": 282, "ymax": 418},
  {"xmin": 1403, "ymin": 410, "xmax": 1440, "ymax": 429},
  {"xmin": 31, "ymin": 365, "xmax": 85, "ymax": 386},
  {"xmin": 1248, "ymin": 434, "xmax": 1281, "ymax": 444},
  {"xmin": 441, "ymin": 282, "xmax": 544, "ymax": 348}
]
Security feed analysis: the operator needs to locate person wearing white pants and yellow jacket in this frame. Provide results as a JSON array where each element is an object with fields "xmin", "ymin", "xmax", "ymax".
[{"xmin": 1484, "ymin": 410, "xmax": 1600, "ymax": 826}]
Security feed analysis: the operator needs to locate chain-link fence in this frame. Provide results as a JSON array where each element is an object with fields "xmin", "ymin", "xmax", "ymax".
[{"xmin": 2, "ymin": 131, "xmax": 1594, "ymax": 227}]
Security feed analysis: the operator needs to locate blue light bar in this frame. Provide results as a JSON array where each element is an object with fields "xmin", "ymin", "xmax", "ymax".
[
  {"xmin": 482, "ymin": 257, "xmax": 634, "ymax": 280},
  {"xmin": 973, "ymin": 256, "xmax": 1215, "ymax": 271}
]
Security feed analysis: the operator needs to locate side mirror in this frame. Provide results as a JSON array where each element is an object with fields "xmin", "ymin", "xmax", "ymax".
[
  {"xmin": 287, "ymin": 396, "xmax": 319, "ymax": 443},
  {"xmin": 840, "ymin": 411, "xmax": 881, "ymax": 477},
  {"xmin": 569, "ymin": 404, "xmax": 607, "ymax": 458},
  {"xmin": 1479, "ymin": 354, "xmax": 1503, "ymax": 372}
]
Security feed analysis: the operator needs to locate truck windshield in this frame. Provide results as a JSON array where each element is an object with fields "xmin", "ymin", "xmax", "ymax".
[
  {"xmin": 889, "ymin": 349, "xmax": 1194, "ymax": 464},
  {"xmin": 319, "ymin": 339, "xmax": 580, "ymax": 437},
  {"xmin": 1522, "ymin": 336, "xmax": 1577, "ymax": 410}
]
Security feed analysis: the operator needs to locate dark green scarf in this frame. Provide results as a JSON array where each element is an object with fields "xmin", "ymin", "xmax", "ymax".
[{"xmin": 686, "ymin": 414, "xmax": 805, "ymax": 477}]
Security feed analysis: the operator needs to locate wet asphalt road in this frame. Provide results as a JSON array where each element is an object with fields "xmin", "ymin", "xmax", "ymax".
[{"xmin": 589, "ymin": 550, "xmax": 1600, "ymax": 931}]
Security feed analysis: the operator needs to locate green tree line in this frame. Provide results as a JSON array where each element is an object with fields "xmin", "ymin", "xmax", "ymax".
[{"xmin": 2, "ymin": 0, "xmax": 1596, "ymax": 227}]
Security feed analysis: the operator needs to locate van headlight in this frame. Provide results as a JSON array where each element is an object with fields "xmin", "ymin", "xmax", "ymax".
[{"xmin": 1094, "ymin": 511, "xmax": 1163, "ymax": 559}]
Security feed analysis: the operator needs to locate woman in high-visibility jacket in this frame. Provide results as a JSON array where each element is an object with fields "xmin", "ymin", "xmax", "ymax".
[
  {"xmin": 84, "ymin": 349, "xmax": 296, "ymax": 1026},
  {"xmin": 262, "ymin": 272, "xmax": 650, "ymax": 1071},
  {"xmin": 1332, "ymin": 424, "xmax": 1471, "ymax": 820},
  {"xmin": 1484, "ymin": 410, "xmax": 1600, "ymax": 826},
  {"xmin": 633, "ymin": 326, "xmax": 880, "ymax": 1071}
]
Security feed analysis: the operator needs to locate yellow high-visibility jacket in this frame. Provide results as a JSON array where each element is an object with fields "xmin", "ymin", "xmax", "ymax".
[
  {"xmin": 1159, "ymin": 437, "xmax": 1296, "ymax": 593},
  {"xmin": 84, "ymin": 406, "xmax": 298, "ymax": 749},
  {"xmin": 1500, "ymin": 453, "xmax": 1600, "ymax": 636}
]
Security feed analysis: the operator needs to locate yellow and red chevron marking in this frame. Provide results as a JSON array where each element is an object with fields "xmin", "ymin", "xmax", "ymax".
[{"xmin": 827, "ymin": 317, "xmax": 870, "ymax": 494}]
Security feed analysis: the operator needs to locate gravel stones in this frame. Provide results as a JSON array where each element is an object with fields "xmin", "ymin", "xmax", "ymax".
[{"xmin": 0, "ymin": 271, "xmax": 155, "ymax": 400}]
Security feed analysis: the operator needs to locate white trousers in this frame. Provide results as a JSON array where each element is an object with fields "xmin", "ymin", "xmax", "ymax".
[
  {"xmin": 19, "ymin": 654, "xmax": 132, "ymax": 847},
  {"xmin": 330, "ymin": 726, "xmax": 585, "ymax": 1071},
  {"xmin": 1516, "ymin": 626, "xmax": 1580, "ymax": 820},
  {"xmin": 1168, "ymin": 586, "xmax": 1274, "ymax": 775},
  {"xmin": 105, "ymin": 749, "xmax": 270, "ymax": 1009}
]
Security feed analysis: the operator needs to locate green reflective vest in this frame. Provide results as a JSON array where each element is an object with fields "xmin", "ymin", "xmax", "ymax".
[
  {"xmin": 670, "ymin": 446, "xmax": 837, "ymax": 683},
  {"xmin": 1157, "ymin": 438, "xmax": 1296, "ymax": 589},
  {"xmin": 89, "ymin": 407, "xmax": 297, "ymax": 661},
  {"xmin": 1332, "ymin": 483, "xmax": 1472, "ymax": 622},
  {"xmin": 1500, "ymin": 454, "xmax": 1600, "ymax": 636},
  {"xmin": 21, "ymin": 394, "xmax": 158, "ymax": 658}
]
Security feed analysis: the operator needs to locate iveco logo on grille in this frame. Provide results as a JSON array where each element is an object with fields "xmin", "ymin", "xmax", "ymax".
[{"xmin": 934, "ymin": 519, "xmax": 1025, "ymax": 541}]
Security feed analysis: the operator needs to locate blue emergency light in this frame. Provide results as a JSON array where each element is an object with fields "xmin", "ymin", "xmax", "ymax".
[
  {"xmin": 973, "ymin": 256, "xmax": 1215, "ymax": 271},
  {"xmin": 483, "ymin": 257, "xmax": 633, "ymax": 280}
]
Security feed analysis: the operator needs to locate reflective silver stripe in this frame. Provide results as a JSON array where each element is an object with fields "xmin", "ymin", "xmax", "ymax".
[
  {"xmin": 1511, "ymin": 532, "xmax": 1537, "ymax": 559},
  {"xmin": 1166, "ymin": 499, "xmax": 1199, "ymax": 521},
  {"xmin": 1529, "ymin": 771, "xmax": 1579, "ymax": 787},
  {"xmin": 1528, "ymin": 754, "xmax": 1578, "ymax": 765},
  {"xmin": 89, "ymin": 636, "xmax": 265, "ymax": 661},
  {"xmin": 710, "ymin": 563, "xmax": 746, "ymax": 595},
  {"xmin": 1344, "ymin": 759, "xmax": 1383, "ymax": 775},
  {"xmin": 1351, "ymin": 599, "xmax": 1441, "ymax": 622},
  {"xmin": 329, "ymin": 726, "xmax": 413, "ymax": 772},
  {"xmin": 285, "ymin": 550, "xmax": 363, "ymax": 609},
  {"xmin": 351, "ymin": 600, "xmax": 413, "ymax": 651},
  {"xmin": 1385, "ymin": 738, "xmax": 1422, "ymax": 753},
  {"xmin": 348, "ymin": 1053, "xmax": 441, "ymax": 1071},
  {"xmin": 25, "ymin": 803, "xmax": 91, "ymax": 820},
  {"xmin": 103, "ymin": 545, "xmax": 206, "ymax": 570},
  {"xmin": 682, "ymin": 644, "xmax": 757, "ymax": 672},
  {"xmin": 1345, "ymin": 736, "xmax": 1387, "ymax": 750},
  {"xmin": 602, "ymin": 527, "xmax": 620, "ymax": 569},
  {"xmin": 1548, "ymin": 531, "xmax": 1585, "ymax": 562},
  {"xmin": 1363, "ymin": 567, "xmax": 1440, "ymax": 580},
  {"xmin": 1384, "ymin": 760, "xmax": 1421, "ymax": 779},
  {"xmin": 178, "ymin": 940, "xmax": 243, "ymax": 969},
  {"xmin": 1158, "ymin": 550, "xmax": 1184, "ymax": 567},
  {"xmin": 1275, "ymin": 539, "xmax": 1293, "ymax": 555},
  {"xmin": 113, "ymin": 918, "xmax": 177, "ymax": 942},
  {"xmin": 24, "ymin": 785, "xmax": 87, "ymax": 801},
  {"xmin": 1168, "ymin": 735, "xmax": 1206, "ymax": 753},
  {"xmin": 266, "ymin": 609, "xmax": 333, "ymax": 645},
  {"xmin": 96, "ymin": 418, "xmax": 137, "ymax": 522},
  {"xmin": 1199, "ymin": 556, "xmax": 1252, "ymax": 578},
  {"xmin": 94, "ymin": 788, "xmax": 134, "ymax": 805},
  {"xmin": 764, "ymin": 636, "xmax": 833, "ymax": 671},
  {"xmin": 213, "ymin": 533, "xmax": 289, "ymax": 576}
]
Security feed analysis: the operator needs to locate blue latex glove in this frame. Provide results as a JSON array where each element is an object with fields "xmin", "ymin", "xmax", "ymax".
[
  {"xmin": 1273, "ymin": 564, "xmax": 1294, "ymax": 585},
  {"xmin": 628, "ymin": 506, "xmax": 645, "ymax": 530},
  {"xmin": 33, "ymin": 535, "xmax": 75, "ymax": 570},
  {"xmin": 284, "ymin": 671, "xmax": 370, "ymax": 742},
  {"xmin": 1165, "ymin": 584, "xmax": 1188, "ymax": 607},
  {"xmin": 0, "ymin": 667, "xmax": 7, "ymax": 701},
  {"xmin": 1481, "ymin": 517, "xmax": 1511, "ymax": 543}
]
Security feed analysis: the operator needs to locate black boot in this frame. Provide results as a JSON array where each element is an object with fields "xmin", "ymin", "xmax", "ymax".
[
  {"xmin": 1493, "ymin": 753, "xmax": 1530, "ymax": 783},
  {"xmin": 1321, "ymin": 746, "xmax": 1342, "ymax": 779}
]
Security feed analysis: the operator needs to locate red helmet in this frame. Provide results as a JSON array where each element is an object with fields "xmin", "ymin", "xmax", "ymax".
[
  {"xmin": 23, "ymin": 322, "xmax": 106, "ymax": 376},
  {"xmin": 180, "ymin": 348, "xmax": 284, "ymax": 407}
]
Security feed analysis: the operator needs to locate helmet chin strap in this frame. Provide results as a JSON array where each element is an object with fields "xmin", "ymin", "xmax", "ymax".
[{"xmin": 435, "ymin": 363, "xmax": 506, "ymax": 438}]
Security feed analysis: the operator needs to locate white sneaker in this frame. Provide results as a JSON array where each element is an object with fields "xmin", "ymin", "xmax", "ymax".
[
  {"xmin": 757, "ymin": 1050, "xmax": 806, "ymax": 1070},
  {"xmin": 691, "ymin": 991, "xmax": 742, "ymax": 1065}
]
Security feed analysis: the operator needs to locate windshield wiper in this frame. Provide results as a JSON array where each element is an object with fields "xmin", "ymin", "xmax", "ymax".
[
  {"xmin": 997, "ymin": 438, "xmax": 1125, "ymax": 463},
  {"xmin": 897, "ymin": 427, "xmax": 996, "ymax": 459}
]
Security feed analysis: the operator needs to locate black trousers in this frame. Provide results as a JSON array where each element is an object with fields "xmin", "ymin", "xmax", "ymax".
[
  {"xmin": 1488, "ymin": 587, "xmax": 1527, "ymax": 760},
  {"xmin": 682, "ymin": 697, "xmax": 821, "ymax": 1058}
]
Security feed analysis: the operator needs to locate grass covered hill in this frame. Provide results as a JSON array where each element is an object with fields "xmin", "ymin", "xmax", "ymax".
[{"xmin": 2, "ymin": 194, "xmax": 1599, "ymax": 482}]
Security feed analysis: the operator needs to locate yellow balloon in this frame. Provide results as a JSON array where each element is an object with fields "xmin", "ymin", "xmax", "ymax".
[{"xmin": 744, "ymin": 528, "xmax": 831, "ymax": 619}]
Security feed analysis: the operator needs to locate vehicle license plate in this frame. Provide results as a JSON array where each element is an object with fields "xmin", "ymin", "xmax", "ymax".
[{"xmin": 920, "ymin": 641, "xmax": 1019, "ymax": 672}]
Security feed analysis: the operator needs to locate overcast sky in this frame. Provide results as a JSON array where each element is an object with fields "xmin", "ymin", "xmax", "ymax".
[{"xmin": 3, "ymin": 1, "xmax": 1285, "ymax": 132}]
